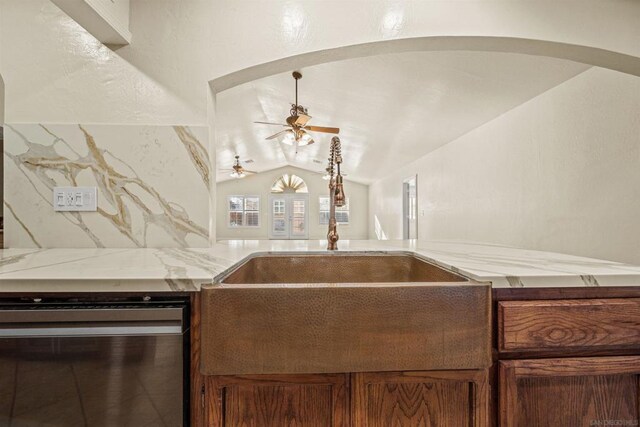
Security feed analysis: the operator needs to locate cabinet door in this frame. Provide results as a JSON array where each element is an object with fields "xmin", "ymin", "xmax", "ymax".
[
  {"xmin": 352, "ymin": 370, "xmax": 489, "ymax": 427},
  {"xmin": 206, "ymin": 373, "xmax": 349, "ymax": 427},
  {"xmin": 500, "ymin": 356, "xmax": 640, "ymax": 427}
]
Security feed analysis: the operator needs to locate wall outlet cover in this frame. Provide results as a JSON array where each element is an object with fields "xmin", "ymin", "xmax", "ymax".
[{"xmin": 53, "ymin": 187, "xmax": 98, "ymax": 212}]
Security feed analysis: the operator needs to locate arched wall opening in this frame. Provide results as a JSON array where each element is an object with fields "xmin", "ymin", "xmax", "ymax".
[
  {"xmin": 209, "ymin": 36, "xmax": 640, "ymax": 93},
  {"xmin": 208, "ymin": 36, "xmax": 640, "ymax": 263}
]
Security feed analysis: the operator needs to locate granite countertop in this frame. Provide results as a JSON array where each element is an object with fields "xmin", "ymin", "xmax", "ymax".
[{"xmin": 0, "ymin": 240, "xmax": 639, "ymax": 293}]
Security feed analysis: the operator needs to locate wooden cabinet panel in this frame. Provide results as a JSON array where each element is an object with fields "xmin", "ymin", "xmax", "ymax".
[
  {"xmin": 206, "ymin": 373, "xmax": 349, "ymax": 427},
  {"xmin": 498, "ymin": 299, "xmax": 640, "ymax": 354},
  {"xmin": 353, "ymin": 370, "xmax": 489, "ymax": 427},
  {"xmin": 499, "ymin": 356, "xmax": 640, "ymax": 427}
]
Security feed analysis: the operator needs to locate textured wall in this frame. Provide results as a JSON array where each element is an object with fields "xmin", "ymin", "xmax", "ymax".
[
  {"xmin": 369, "ymin": 68, "xmax": 640, "ymax": 264},
  {"xmin": 216, "ymin": 166, "xmax": 369, "ymax": 240},
  {"xmin": 2, "ymin": 1, "xmax": 640, "ymax": 124},
  {"xmin": 4, "ymin": 124, "xmax": 210, "ymax": 248},
  {"xmin": 0, "ymin": 0, "xmax": 210, "ymax": 124}
]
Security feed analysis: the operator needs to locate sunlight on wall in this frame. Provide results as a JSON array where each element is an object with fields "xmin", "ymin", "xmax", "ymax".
[{"xmin": 374, "ymin": 215, "xmax": 388, "ymax": 240}]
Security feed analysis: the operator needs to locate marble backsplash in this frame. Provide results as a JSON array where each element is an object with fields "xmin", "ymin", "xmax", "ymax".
[{"xmin": 3, "ymin": 124, "xmax": 211, "ymax": 248}]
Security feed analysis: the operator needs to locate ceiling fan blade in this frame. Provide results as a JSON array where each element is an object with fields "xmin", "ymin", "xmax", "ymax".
[
  {"xmin": 294, "ymin": 114, "xmax": 311, "ymax": 126},
  {"xmin": 304, "ymin": 125, "xmax": 340, "ymax": 134},
  {"xmin": 254, "ymin": 121, "xmax": 289, "ymax": 127},
  {"xmin": 266, "ymin": 130, "xmax": 290, "ymax": 140},
  {"xmin": 218, "ymin": 168, "xmax": 235, "ymax": 172},
  {"xmin": 243, "ymin": 170, "xmax": 258, "ymax": 174}
]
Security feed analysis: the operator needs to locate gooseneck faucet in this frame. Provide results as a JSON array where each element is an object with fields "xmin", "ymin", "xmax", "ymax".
[{"xmin": 326, "ymin": 136, "xmax": 346, "ymax": 250}]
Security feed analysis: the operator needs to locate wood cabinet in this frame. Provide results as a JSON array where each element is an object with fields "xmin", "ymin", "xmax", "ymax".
[
  {"xmin": 205, "ymin": 374, "xmax": 349, "ymax": 427},
  {"xmin": 498, "ymin": 298, "xmax": 640, "ymax": 355},
  {"xmin": 202, "ymin": 370, "xmax": 489, "ymax": 426},
  {"xmin": 352, "ymin": 370, "xmax": 489, "ymax": 427},
  {"xmin": 495, "ymin": 290, "xmax": 640, "ymax": 427},
  {"xmin": 499, "ymin": 356, "xmax": 640, "ymax": 427}
]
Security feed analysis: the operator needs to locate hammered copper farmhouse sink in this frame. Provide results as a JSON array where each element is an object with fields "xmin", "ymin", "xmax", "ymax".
[{"xmin": 201, "ymin": 252, "xmax": 491, "ymax": 375}]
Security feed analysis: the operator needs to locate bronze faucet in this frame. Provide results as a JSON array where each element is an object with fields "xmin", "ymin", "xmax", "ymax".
[{"xmin": 326, "ymin": 136, "xmax": 346, "ymax": 250}]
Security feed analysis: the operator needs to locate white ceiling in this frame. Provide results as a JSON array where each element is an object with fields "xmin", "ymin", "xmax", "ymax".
[{"xmin": 215, "ymin": 51, "xmax": 589, "ymax": 184}]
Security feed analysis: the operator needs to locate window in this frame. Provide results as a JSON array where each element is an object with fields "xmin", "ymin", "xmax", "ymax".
[
  {"xmin": 319, "ymin": 197, "xmax": 349, "ymax": 225},
  {"xmin": 228, "ymin": 196, "xmax": 260, "ymax": 227}
]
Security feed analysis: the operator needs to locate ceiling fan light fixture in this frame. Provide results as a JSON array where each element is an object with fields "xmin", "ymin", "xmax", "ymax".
[
  {"xmin": 281, "ymin": 130, "xmax": 296, "ymax": 145},
  {"xmin": 297, "ymin": 131, "xmax": 314, "ymax": 146},
  {"xmin": 230, "ymin": 170, "xmax": 246, "ymax": 179}
]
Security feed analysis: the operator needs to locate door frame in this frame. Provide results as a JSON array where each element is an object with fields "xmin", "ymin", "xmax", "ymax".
[{"xmin": 402, "ymin": 175, "xmax": 418, "ymax": 240}]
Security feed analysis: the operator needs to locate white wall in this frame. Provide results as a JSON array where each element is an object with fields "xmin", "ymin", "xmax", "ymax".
[
  {"xmin": 0, "ymin": 0, "xmax": 210, "ymax": 124},
  {"xmin": 1, "ymin": 0, "xmax": 639, "ymax": 124},
  {"xmin": 370, "ymin": 67, "xmax": 640, "ymax": 264},
  {"xmin": 217, "ymin": 166, "xmax": 368, "ymax": 240},
  {"xmin": 207, "ymin": 1, "xmax": 640, "ymax": 82}
]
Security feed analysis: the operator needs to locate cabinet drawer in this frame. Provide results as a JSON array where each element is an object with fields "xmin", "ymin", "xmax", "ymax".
[{"xmin": 498, "ymin": 298, "xmax": 640, "ymax": 353}]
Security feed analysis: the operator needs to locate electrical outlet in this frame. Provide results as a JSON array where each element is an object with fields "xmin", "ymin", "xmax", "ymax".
[{"xmin": 53, "ymin": 187, "xmax": 97, "ymax": 212}]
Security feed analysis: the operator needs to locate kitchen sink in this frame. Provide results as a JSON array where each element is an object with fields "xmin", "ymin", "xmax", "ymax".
[
  {"xmin": 201, "ymin": 252, "xmax": 491, "ymax": 375},
  {"xmin": 219, "ymin": 252, "xmax": 466, "ymax": 284}
]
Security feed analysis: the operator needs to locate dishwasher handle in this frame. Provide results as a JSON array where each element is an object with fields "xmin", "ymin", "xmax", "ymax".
[{"xmin": 0, "ymin": 306, "xmax": 185, "ymax": 338}]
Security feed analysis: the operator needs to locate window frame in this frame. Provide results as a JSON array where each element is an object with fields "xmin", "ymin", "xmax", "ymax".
[
  {"xmin": 319, "ymin": 196, "xmax": 350, "ymax": 225},
  {"xmin": 227, "ymin": 195, "xmax": 261, "ymax": 228}
]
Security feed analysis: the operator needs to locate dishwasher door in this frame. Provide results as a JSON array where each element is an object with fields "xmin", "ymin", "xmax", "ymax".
[{"xmin": 0, "ymin": 303, "xmax": 188, "ymax": 427}]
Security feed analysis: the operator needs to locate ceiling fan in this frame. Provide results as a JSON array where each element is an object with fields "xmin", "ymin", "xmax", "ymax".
[
  {"xmin": 254, "ymin": 71, "xmax": 340, "ymax": 147},
  {"xmin": 219, "ymin": 155, "xmax": 256, "ymax": 179}
]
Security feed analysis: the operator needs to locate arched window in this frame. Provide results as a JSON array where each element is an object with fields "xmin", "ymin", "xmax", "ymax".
[{"xmin": 271, "ymin": 174, "xmax": 308, "ymax": 193}]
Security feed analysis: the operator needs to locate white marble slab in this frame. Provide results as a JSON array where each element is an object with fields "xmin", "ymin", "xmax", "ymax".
[
  {"xmin": 1, "ymin": 240, "xmax": 639, "ymax": 293},
  {"xmin": 4, "ymin": 124, "xmax": 211, "ymax": 248}
]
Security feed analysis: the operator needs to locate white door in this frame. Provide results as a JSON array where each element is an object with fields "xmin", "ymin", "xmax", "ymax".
[{"xmin": 269, "ymin": 194, "xmax": 309, "ymax": 239}]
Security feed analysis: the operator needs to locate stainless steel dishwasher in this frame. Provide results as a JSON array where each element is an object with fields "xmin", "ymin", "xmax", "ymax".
[{"xmin": 0, "ymin": 297, "xmax": 189, "ymax": 427}]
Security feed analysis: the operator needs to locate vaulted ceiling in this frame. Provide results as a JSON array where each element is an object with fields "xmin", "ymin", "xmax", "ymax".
[{"xmin": 215, "ymin": 51, "xmax": 589, "ymax": 184}]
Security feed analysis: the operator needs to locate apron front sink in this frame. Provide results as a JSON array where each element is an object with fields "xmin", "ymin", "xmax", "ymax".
[{"xmin": 201, "ymin": 252, "xmax": 491, "ymax": 375}]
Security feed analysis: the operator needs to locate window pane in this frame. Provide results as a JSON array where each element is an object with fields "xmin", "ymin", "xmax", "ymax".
[
  {"xmin": 292, "ymin": 218, "xmax": 305, "ymax": 233},
  {"xmin": 336, "ymin": 211, "xmax": 349, "ymax": 224},
  {"xmin": 319, "ymin": 211, "xmax": 330, "ymax": 225},
  {"xmin": 293, "ymin": 200, "xmax": 305, "ymax": 215},
  {"xmin": 245, "ymin": 211, "xmax": 259, "ymax": 227},
  {"xmin": 273, "ymin": 200, "xmax": 285, "ymax": 214},
  {"xmin": 229, "ymin": 196, "xmax": 243, "ymax": 211},
  {"xmin": 245, "ymin": 197, "xmax": 259, "ymax": 211},
  {"xmin": 273, "ymin": 219, "xmax": 286, "ymax": 232},
  {"xmin": 319, "ymin": 197, "xmax": 348, "ymax": 224},
  {"xmin": 319, "ymin": 197, "xmax": 330, "ymax": 211},
  {"xmin": 229, "ymin": 211, "xmax": 243, "ymax": 227}
]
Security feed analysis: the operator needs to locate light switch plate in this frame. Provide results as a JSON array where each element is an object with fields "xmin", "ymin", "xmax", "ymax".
[{"xmin": 53, "ymin": 187, "xmax": 98, "ymax": 212}]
